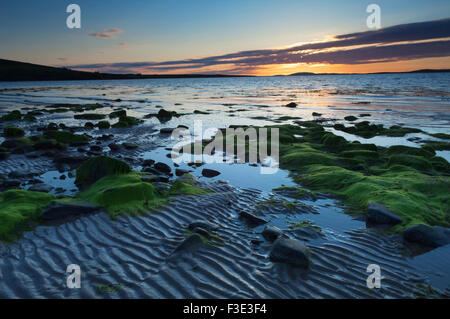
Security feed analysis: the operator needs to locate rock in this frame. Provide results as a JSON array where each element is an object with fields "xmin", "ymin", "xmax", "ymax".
[
  {"xmin": 239, "ymin": 211, "xmax": 267, "ymax": 226},
  {"xmin": 175, "ymin": 168, "xmax": 191, "ymax": 176},
  {"xmin": 84, "ymin": 122, "xmax": 95, "ymax": 129},
  {"xmin": 41, "ymin": 202, "xmax": 101, "ymax": 221},
  {"xmin": 192, "ymin": 227, "xmax": 211, "ymax": 238},
  {"xmin": 202, "ymin": 168, "xmax": 220, "ymax": 178},
  {"xmin": 160, "ymin": 128, "xmax": 175, "ymax": 134},
  {"xmin": 54, "ymin": 154, "xmax": 88, "ymax": 166},
  {"xmin": 262, "ymin": 226, "xmax": 284, "ymax": 242},
  {"xmin": 29, "ymin": 183, "xmax": 53, "ymax": 193},
  {"xmin": 122, "ymin": 142, "xmax": 138, "ymax": 150},
  {"xmin": 142, "ymin": 159, "xmax": 155, "ymax": 166},
  {"xmin": 367, "ymin": 202, "xmax": 403, "ymax": 225},
  {"xmin": 154, "ymin": 162, "xmax": 171, "ymax": 174},
  {"xmin": 4, "ymin": 126, "xmax": 25, "ymax": 138},
  {"xmin": 188, "ymin": 220, "xmax": 219, "ymax": 231},
  {"xmin": 0, "ymin": 151, "xmax": 10, "ymax": 160},
  {"xmin": 90, "ymin": 145, "xmax": 102, "ymax": 152},
  {"xmin": 108, "ymin": 143, "xmax": 120, "ymax": 151},
  {"xmin": 8, "ymin": 170, "xmax": 30, "ymax": 178},
  {"xmin": 269, "ymin": 237, "xmax": 311, "ymax": 268},
  {"xmin": 403, "ymin": 224, "xmax": 450, "ymax": 248},
  {"xmin": 1, "ymin": 179, "xmax": 21, "ymax": 188},
  {"xmin": 170, "ymin": 234, "xmax": 204, "ymax": 255},
  {"xmin": 75, "ymin": 156, "xmax": 131, "ymax": 189},
  {"xmin": 47, "ymin": 123, "xmax": 59, "ymax": 131},
  {"xmin": 285, "ymin": 102, "xmax": 297, "ymax": 108}
]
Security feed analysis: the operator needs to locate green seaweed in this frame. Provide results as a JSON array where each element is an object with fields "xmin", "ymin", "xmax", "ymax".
[
  {"xmin": 0, "ymin": 110, "xmax": 22, "ymax": 122},
  {"xmin": 186, "ymin": 121, "xmax": 449, "ymax": 232},
  {"xmin": 44, "ymin": 130, "xmax": 91, "ymax": 145},
  {"xmin": 96, "ymin": 121, "xmax": 111, "ymax": 129},
  {"xmin": 0, "ymin": 190, "xmax": 55, "ymax": 241},
  {"xmin": 75, "ymin": 156, "xmax": 132, "ymax": 189},
  {"xmin": 112, "ymin": 116, "xmax": 143, "ymax": 128}
]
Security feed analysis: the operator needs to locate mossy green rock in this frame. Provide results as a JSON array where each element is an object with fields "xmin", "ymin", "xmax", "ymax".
[
  {"xmin": 44, "ymin": 130, "xmax": 91, "ymax": 145},
  {"xmin": 4, "ymin": 126, "xmax": 25, "ymax": 138},
  {"xmin": 79, "ymin": 173, "xmax": 165, "ymax": 217},
  {"xmin": 0, "ymin": 110, "xmax": 22, "ymax": 122},
  {"xmin": 96, "ymin": 121, "xmax": 111, "ymax": 129},
  {"xmin": 0, "ymin": 190, "xmax": 55, "ymax": 240},
  {"xmin": 75, "ymin": 156, "xmax": 131, "ymax": 189}
]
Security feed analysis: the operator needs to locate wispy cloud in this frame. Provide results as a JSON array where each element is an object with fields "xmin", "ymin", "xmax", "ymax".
[
  {"xmin": 117, "ymin": 42, "xmax": 131, "ymax": 49},
  {"xmin": 89, "ymin": 28, "xmax": 124, "ymax": 39},
  {"xmin": 72, "ymin": 19, "xmax": 450, "ymax": 74}
]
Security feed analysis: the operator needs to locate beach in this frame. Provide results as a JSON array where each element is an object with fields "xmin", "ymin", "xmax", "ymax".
[{"xmin": 0, "ymin": 73, "xmax": 449, "ymax": 298}]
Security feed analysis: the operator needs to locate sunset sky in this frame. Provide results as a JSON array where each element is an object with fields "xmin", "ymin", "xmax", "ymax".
[{"xmin": 1, "ymin": 0, "xmax": 449, "ymax": 75}]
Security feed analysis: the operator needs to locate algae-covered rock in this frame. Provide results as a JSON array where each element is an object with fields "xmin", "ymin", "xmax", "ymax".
[
  {"xmin": 4, "ymin": 126, "xmax": 25, "ymax": 138},
  {"xmin": 44, "ymin": 130, "xmax": 91, "ymax": 145},
  {"xmin": 112, "ymin": 116, "xmax": 142, "ymax": 128},
  {"xmin": 96, "ymin": 121, "xmax": 111, "ymax": 129},
  {"xmin": 78, "ymin": 173, "xmax": 165, "ymax": 217},
  {"xmin": 0, "ymin": 189, "xmax": 55, "ymax": 240},
  {"xmin": 0, "ymin": 110, "xmax": 22, "ymax": 122},
  {"xmin": 75, "ymin": 156, "xmax": 131, "ymax": 189},
  {"xmin": 109, "ymin": 110, "xmax": 127, "ymax": 119}
]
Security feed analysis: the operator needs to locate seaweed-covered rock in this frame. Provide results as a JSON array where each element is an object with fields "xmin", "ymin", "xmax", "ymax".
[
  {"xmin": 75, "ymin": 156, "xmax": 131, "ymax": 189},
  {"xmin": 269, "ymin": 237, "xmax": 311, "ymax": 268},
  {"xmin": 44, "ymin": 130, "xmax": 91, "ymax": 145},
  {"xmin": 109, "ymin": 110, "xmax": 127, "ymax": 119},
  {"xmin": 96, "ymin": 121, "xmax": 110, "ymax": 129},
  {"xmin": 0, "ymin": 110, "xmax": 22, "ymax": 122},
  {"xmin": 403, "ymin": 224, "xmax": 450, "ymax": 248},
  {"xmin": 344, "ymin": 116, "xmax": 358, "ymax": 121},
  {"xmin": 0, "ymin": 189, "xmax": 55, "ymax": 240},
  {"xmin": 4, "ymin": 126, "xmax": 25, "ymax": 138},
  {"xmin": 112, "ymin": 116, "xmax": 142, "ymax": 128},
  {"xmin": 367, "ymin": 202, "xmax": 403, "ymax": 225}
]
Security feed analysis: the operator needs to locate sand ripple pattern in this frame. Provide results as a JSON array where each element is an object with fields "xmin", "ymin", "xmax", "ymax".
[{"xmin": 0, "ymin": 180, "xmax": 426, "ymax": 298}]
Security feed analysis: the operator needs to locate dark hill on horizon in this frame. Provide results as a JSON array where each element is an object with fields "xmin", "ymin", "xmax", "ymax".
[
  {"xmin": 0, "ymin": 59, "xmax": 244, "ymax": 82},
  {"xmin": 0, "ymin": 59, "xmax": 448, "ymax": 82}
]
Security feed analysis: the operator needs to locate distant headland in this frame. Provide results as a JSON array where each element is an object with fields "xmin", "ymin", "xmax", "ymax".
[{"xmin": 0, "ymin": 59, "xmax": 449, "ymax": 82}]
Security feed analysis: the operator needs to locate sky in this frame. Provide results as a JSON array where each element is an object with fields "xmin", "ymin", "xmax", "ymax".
[{"xmin": 0, "ymin": 0, "xmax": 449, "ymax": 75}]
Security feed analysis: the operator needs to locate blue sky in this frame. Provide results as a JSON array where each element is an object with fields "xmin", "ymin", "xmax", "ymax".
[{"xmin": 0, "ymin": 0, "xmax": 449, "ymax": 74}]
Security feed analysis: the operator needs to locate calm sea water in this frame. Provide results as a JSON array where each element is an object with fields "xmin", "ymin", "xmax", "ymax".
[{"xmin": 0, "ymin": 73, "xmax": 449, "ymax": 130}]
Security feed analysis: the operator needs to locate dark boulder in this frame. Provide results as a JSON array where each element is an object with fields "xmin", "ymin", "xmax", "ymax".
[
  {"xmin": 188, "ymin": 220, "xmax": 219, "ymax": 232},
  {"xmin": 367, "ymin": 202, "xmax": 403, "ymax": 225},
  {"xmin": 269, "ymin": 237, "xmax": 311, "ymax": 268},
  {"xmin": 41, "ymin": 202, "xmax": 101, "ymax": 221},
  {"xmin": 154, "ymin": 162, "xmax": 171, "ymax": 174},
  {"xmin": 403, "ymin": 224, "xmax": 450, "ymax": 248},
  {"xmin": 202, "ymin": 168, "xmax": 221, "ymax": 178},
  {"xmin": 239, "ymin": 211, "xmax": 267, "ymax": 226},
  {"xmin": 175, "ymin": 168, "xmax": 191, "ymax": 176},
  {"xmin": 285, "ymin": 102, "xmax": 297, "ymax": 108},
  {"xmin": 262, "ymin": 226, "xmax": 284, "ymax": 242}
]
